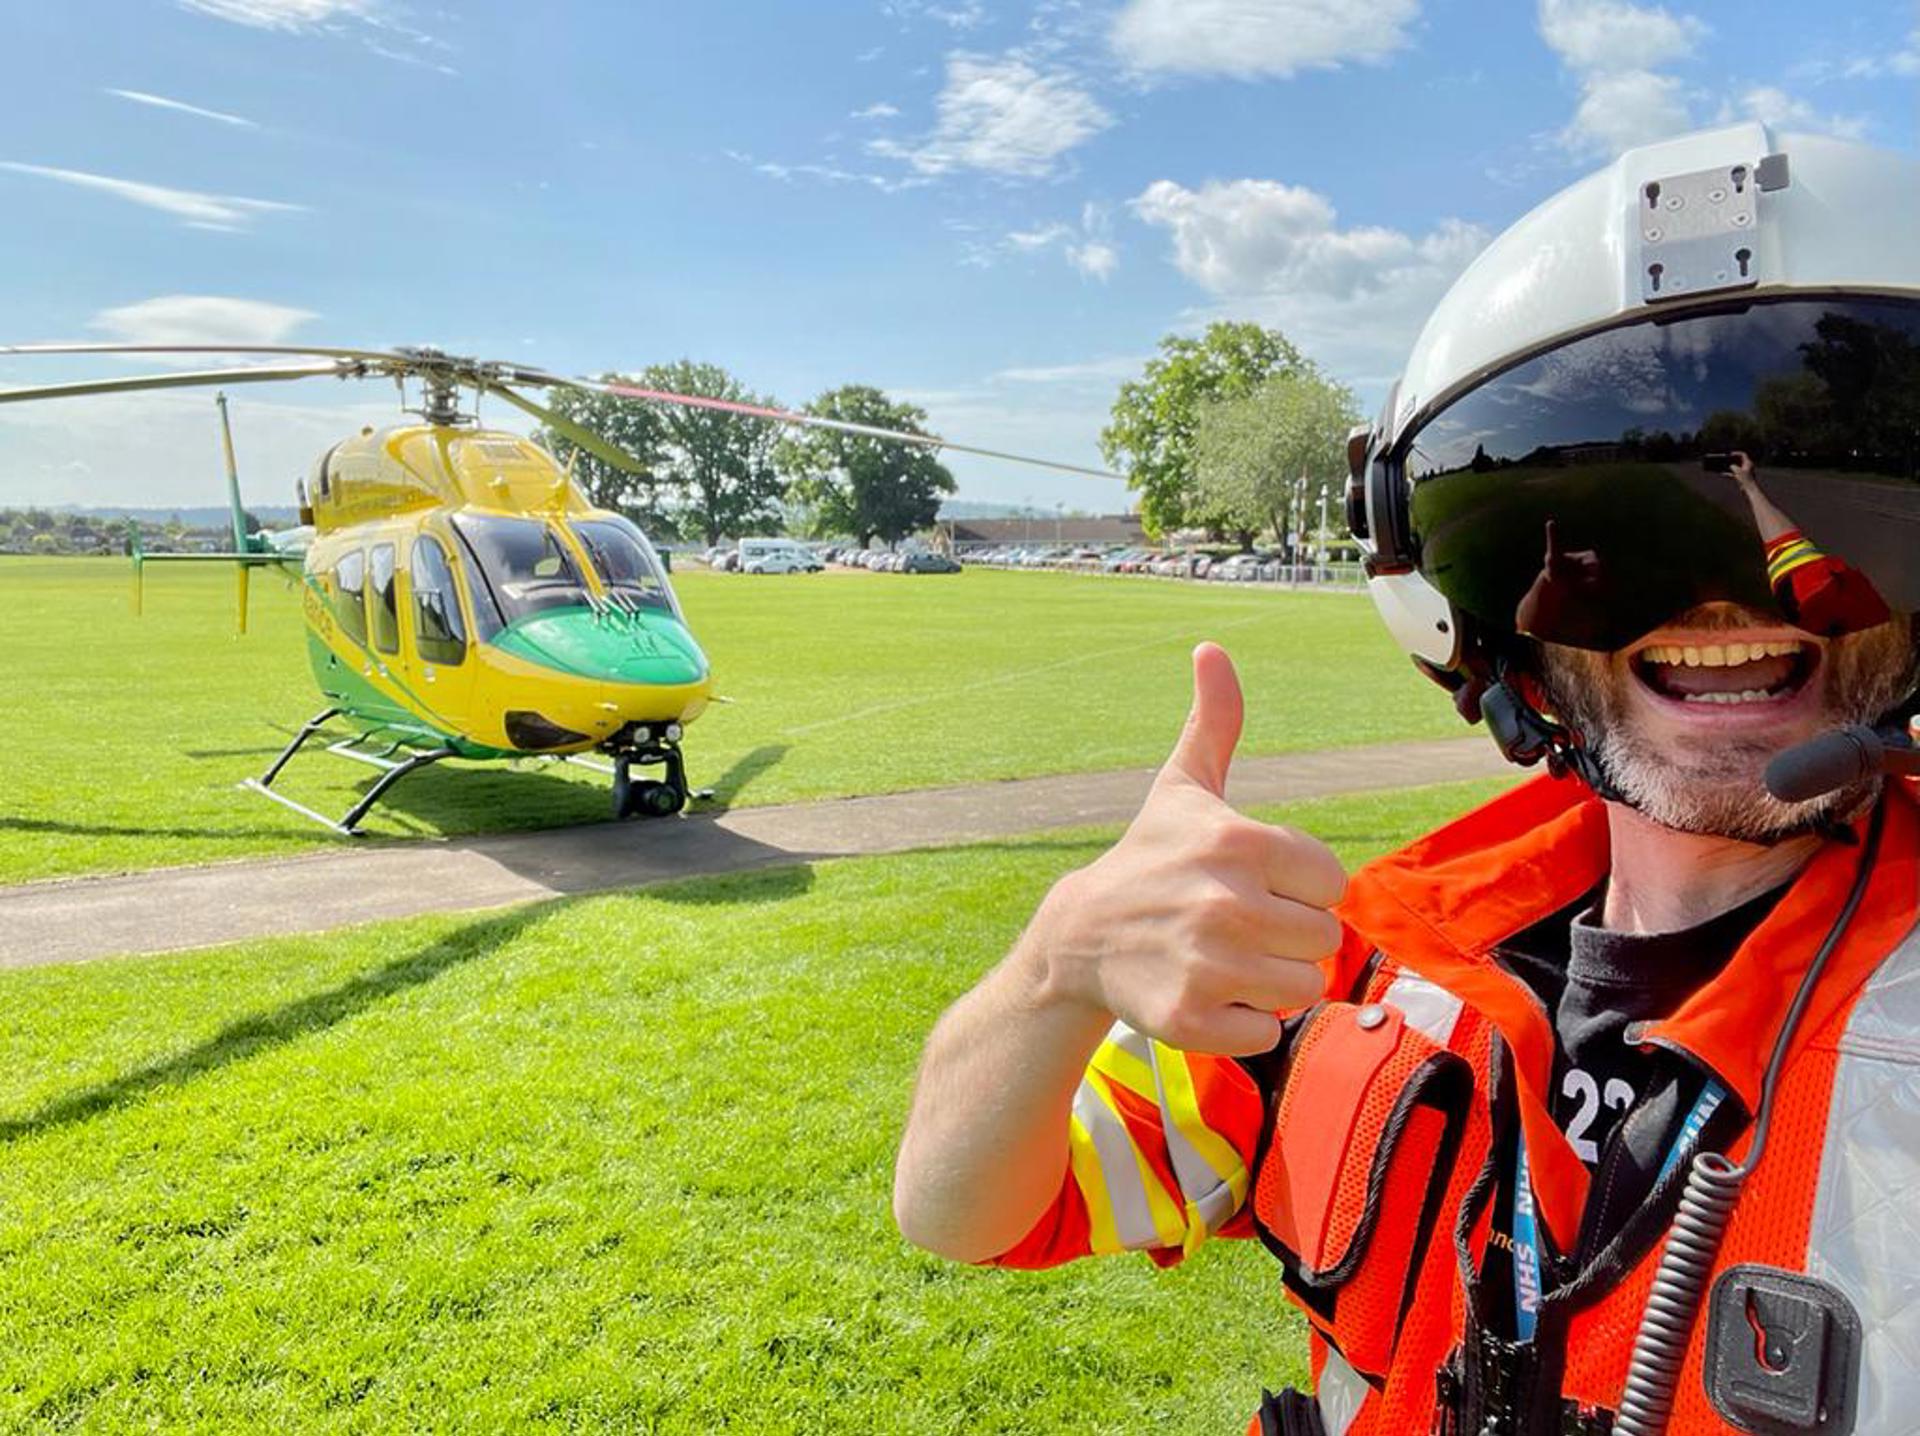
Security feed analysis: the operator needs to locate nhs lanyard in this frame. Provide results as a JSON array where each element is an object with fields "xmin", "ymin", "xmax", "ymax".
[{"xmin": 1510, "ymin": 1080, "xmax": 1725, "ymax": 1342}]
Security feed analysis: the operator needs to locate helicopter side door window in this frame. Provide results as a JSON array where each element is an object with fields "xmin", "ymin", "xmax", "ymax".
[
  {"xmin": 369, "ymin": 543, "xmax": 400, "ymax": 655},
  {"xmin": 410, "ymin": 535, "xmax": 467, "ymax": 665},
  {"xmin": 333, "ymin": 549, "xmax": 369, "ymax": 646}
]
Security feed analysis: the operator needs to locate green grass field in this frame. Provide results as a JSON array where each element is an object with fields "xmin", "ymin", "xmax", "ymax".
[
  {"xmin": 0, "ymin": 780, "xmax": 1507, "ymax": 1434},
  {"xmin": 0, "ymin": 557, "xmax": 1463, "ymax": 884}
]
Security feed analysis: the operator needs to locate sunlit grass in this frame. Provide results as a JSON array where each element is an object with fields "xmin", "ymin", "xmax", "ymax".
[
  {"xmin": 0, "ymin": 558, "xmax": 1463, "ymax": 881},
  {"xmin": 0, "ymin": 780, "xmax": 1509, "ymax": 1433}
]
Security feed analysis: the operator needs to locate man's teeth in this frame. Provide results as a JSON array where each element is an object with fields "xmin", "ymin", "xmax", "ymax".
[
  {"xmin": 1638, "ymin": 640, "xmax": 1803, "ymax": 667},
  {"xmin": 1679, "ymin": 690, "xmax": 1781, "ymax": 704}
]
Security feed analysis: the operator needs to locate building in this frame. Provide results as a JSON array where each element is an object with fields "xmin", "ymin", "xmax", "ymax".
[{"xmin": 944, "ymin": 513, "xmax": 1146, "ymax": 550}]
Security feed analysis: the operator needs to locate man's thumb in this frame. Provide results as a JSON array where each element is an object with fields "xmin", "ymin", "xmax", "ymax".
[{"xmin": 1163, "ymin": 642, "xmax": 1243, "ymax": 797}]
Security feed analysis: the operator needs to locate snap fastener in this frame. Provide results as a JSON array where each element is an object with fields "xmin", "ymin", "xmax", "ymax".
[{"xmin": 1355, "ymin": 1003, "xmax": 1387, "ymax": 1031}]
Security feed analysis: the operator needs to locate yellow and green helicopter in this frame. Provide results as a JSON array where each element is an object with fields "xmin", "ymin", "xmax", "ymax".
[{"xmin": 0, "ymin": 343, "xmax": 1115, "ymax": 833}]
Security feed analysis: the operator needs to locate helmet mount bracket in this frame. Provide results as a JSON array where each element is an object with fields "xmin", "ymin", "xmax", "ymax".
[{"xmin": 1635, "ymin": 153, "xmax": 1787, "ymax": 305}]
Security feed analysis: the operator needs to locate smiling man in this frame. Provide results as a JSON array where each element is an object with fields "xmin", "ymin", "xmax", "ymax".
[{"xmin": 896, "ymin": 125, "xmax": 1920, "ymax": 1436}]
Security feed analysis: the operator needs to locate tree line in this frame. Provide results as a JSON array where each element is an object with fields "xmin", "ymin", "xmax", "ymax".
[
  {"xmin": 536, "ymin": 365, "xmax": 955, "ymax": 549},
  {"xmin": 1100, "ymin": 320, "xmax": 1360, "ymax": 550},
  {"xmin": 536, "ymin": 323, "xmax": 1352, "ymax": 555}
]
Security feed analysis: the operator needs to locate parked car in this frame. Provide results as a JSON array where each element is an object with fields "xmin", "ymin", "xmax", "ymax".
[{"xmin": 902, "ymin": 552, "xmax": 960, "ymax": 573}]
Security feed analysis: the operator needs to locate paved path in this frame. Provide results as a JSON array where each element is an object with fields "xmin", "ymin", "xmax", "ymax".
[{"xmin": 0, "ymin": 738, "xmax": 1512, "ymax": 969}]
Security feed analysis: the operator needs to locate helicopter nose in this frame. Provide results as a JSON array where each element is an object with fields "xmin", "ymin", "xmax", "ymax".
[{"xmin": 492, "ymin": 607, "xmax": 709, "ymax": 688}]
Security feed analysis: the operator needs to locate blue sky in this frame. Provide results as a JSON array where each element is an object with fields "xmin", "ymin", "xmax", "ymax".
[{"xmin": 1, "ymin": 0, "xmax": 1913, "ymax": 514}]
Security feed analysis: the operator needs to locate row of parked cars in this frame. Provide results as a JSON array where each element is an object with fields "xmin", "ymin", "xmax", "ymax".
[
  {"xmin": 963, "ymin": 545, "xmax": 1361, "ymax": 585},
  {"xmin": 825, "ymin": 546, "xmax": 961, "ymax": 574},
  {"xmin": 700, "ymin": 540, "xmax": 825, "ymax": 574}
]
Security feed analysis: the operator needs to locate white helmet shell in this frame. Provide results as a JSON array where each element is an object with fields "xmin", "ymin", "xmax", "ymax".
[
  {"xmin": 1361, "ymin": 123, "xmax": 1920, "ymax": 675},
  {"xmin": 1388, "ymin": 123, "xmax": 1920, "ymax": 446}
]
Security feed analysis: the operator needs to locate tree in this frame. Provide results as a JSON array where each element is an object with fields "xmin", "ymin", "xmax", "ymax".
[
  {"xmin": 1193, "ymin": 371, "xmax": 1359, "ymax": 553},
  {"xmin": 535, "ymin": 383, "xmax": 668, "ymax": 524},
  {"xmin": 1101, "ymin": 322, "xmax": 1314, "ymax": 537},
  {"xmin": 633, "ymin": 361, "xmax": 788, "ymax": 546},
  {"xmin": 774, "ymin": 386, "xmax": 955, "ymax": 547},
  {"xmin": 537, "ymin": 363, "xmax": 789, "ymax": 545}
]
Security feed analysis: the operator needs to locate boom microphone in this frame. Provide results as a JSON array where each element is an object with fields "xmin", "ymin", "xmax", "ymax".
[{"xmin": 1765, "ymin": 724, "xmax": 1901, "ymax": 803}]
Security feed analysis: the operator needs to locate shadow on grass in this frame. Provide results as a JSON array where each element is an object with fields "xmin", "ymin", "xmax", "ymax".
[
  {"xmin": 698, "ymin": 744, "xmax": 791, "ymax": 810},
  {"xmin": 641, "ymin": 861, "xmax": 815, "ymax": 906},
  {"xmin": 0, "ymin": 815, "xmax": 310, "ymax": 843},
  {"xmin": 0, "ymin": 905, "xmax": 547, "ymax": 1145}
]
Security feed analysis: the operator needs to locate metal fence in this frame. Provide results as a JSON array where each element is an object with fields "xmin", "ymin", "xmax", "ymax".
[{"xmin": 956, "ymin": 547, "xmax": 1368, "ymax": 591}]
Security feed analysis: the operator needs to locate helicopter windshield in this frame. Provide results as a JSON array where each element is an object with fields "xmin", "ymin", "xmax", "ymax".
[
  {"xmin": 451, "ymin": 514, "xmax": 593, "ymax": 627},
  {"xmin": 569, "ymin": 516, "xmax": 677, "ymax": 616}
]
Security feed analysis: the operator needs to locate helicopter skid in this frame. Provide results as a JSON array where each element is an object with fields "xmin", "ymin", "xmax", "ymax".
[
  {"xmin": 240, "ymin": 777, "xmax": 359, "ymax": 838},
  {"xmin": 241, "ymin": 706, "xmax": 457, "ymax": 836}
]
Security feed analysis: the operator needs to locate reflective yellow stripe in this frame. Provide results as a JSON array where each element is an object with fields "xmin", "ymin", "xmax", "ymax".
[
  {"xmin": 1154, "ymin": 1041, "xmax": 1251, "ymax": 1204},
  {"xmin": 1089, "ymin": 1032, "xmax": 1159, "ymax": 1105},
  {"xmin": 1085, "ymin": 1067, "xmax": 1189, "ymax": 1250},
  {"xmin": 1768, "ymin": 539, "xmax": 1821, "ymax": 581},
  {"xmin": 1150, "ymin": 1042, "xmax": 1251, "ymax": 1255},
  {"xmin": 1066, "ymin": 1110, "xmax": 1126, "ymax": 1255}
]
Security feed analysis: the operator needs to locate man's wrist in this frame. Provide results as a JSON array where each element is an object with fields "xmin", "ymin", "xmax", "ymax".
[{"xmin": 1008, "ymin": 869, "xmax": 1113, "ymax": 1031}]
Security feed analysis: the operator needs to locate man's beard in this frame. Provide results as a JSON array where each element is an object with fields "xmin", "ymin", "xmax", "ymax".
[{"xmin": 1535, "ymin": 612, "xmax": 1918, "ymax": 842}]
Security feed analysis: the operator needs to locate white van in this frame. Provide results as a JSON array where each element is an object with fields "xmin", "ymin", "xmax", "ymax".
[{"xmin": 738, "ymin": 538, "xmax": 821, "ymax": 574}]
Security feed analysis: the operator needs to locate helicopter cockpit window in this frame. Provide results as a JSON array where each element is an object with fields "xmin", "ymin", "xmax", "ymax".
[
  {"xmin": 333, "ymin": 549, "xmax": 369, "ymax": 646},
  {"xmin": 570, "ymin": 517, "xmax": 675, "ymax": 614},
  {"xmin": 369, "ymin": 543, "xmax": 400, "ymax": 655},
  {"xmin": 450, "ymin": 514, "xmax": 592, "ymax": 626},
  {"xmin": 410, "ymin": 536, "xmax": 467, "ymax": 665}
]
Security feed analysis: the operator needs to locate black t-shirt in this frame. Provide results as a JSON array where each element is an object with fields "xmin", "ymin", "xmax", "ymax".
[{"xmin": 1498, "ymin": 882, "xmax": 1786, "ymax": 1171}]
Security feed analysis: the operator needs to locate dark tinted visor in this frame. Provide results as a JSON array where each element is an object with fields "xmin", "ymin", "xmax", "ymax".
[{"xmin": 1404, "ymin": 297, "xmax": 1920, "ymax": 651}]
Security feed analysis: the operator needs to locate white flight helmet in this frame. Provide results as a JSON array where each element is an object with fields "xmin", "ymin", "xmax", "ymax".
[{"xmin": 1348, "ymin": 122, "xmax": 1920, "ymax": 771}]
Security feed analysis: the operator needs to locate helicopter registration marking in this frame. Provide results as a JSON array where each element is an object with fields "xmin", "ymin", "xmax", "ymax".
[{"xmin": 302, "ymin": 582, "xmax": 335, "ymax": 640}]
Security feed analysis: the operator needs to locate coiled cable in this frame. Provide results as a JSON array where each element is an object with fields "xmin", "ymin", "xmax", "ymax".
[{"xmin": 1613, "ymin": 799, "xmax": 1885, "ymax": 1436}]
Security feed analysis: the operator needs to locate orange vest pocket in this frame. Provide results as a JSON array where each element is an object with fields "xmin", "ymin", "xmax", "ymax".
[{"xmin": 1251, "ymin": 1001, "xmax": 1474, "ymax": 1380}]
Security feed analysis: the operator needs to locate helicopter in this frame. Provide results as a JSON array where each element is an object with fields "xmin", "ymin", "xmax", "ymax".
[{"xmin": 0, "ymin": 342, "xmax": 1118, "ymax": 834}]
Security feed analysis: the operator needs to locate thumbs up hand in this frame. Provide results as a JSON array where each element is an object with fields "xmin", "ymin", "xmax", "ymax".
[{"xmin": 1023, "ymin": 643, "xmax": 1349, "ymax": 1056}]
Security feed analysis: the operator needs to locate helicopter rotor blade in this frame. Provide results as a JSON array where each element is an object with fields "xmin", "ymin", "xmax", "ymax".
[
  {"xmin": 0, "ymin": 360, "xmax": 360, "ymax": 406},
  {"xmin": 0, "ymin": 342, "xmax": 402, "ymax": 363},
  {"xmin": 480, "ymin": 381, "xmax": 654, "ymax": 478},
  {"xmin": 505, "ymin": 370, "xmax": 1124, "ymax": 483}
]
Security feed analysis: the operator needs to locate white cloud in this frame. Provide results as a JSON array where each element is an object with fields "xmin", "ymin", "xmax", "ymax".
[
  {"xmin": 992, "ymin": 354, "xmax": 1150, "ymax": 384},
  {"xmin": 1536, "ymin": 0, "xmax": 1702, "ymax": 72},
  {"xmin": 977, "ymin": 203, "xmax": 1118, "ymax": 280},
  {"xmin": 0, "ymin": 162, "xmax": 305, "ymax": 230},
  {"xmin": 104, "ymin": 89, "xmax": 257, "ymax": 127},
  {"xmin": 1538, "ymin": 1, "xmax": 1869, "ymax": 159},
  {"xmin": 1007, "ymin": 222, "xmax": 1072, "ymax": 251},
  {"xmin": 1111, "ymin": 0, "xmax": 1419, "ymax": 78},
  {"xmin": 883, "ymin": 0, "xmax": 987, "ymax": 30},
  {"xmin": 851, "ymin": 102, "xmax": 901, "ymax": 119},
  {"xmin": 1561, "ymin": 67, "xmax": 1692, "ymax": 156},
  {"xmin": 1066, "ymin": 242, "xmax": 1119, "ymax": 280},
  {"xmin": 1722, "ymin": 86, "xmax": 1870, "ymax": 141},
  {"xmin": 177, "ymin": 0, "xmax": 374, "ymax": 29},
  {"xmin": 0, "ymin": 388, "xmax": 415, "ymax": 509},
  {"xmin": 87, "ymin": 295, "xmax": 319, "ymax": 348},
  {"xmin": 1132, "ymin": 176, "xmax": 1486, "ymax": 386},
  {"xmin": 177, "ymin": 0, "xmax": 454, "ymax": 73},
  {"xmin": 869, "ymin": 53, "xmax": 1112, "ymax": 178},
  {"xmin": 1537, "ymin": 0, "xmax": 1704, "ymax": 158},
  {"xmin": 723, "ymin": 148, "xmax": 929, "ymax": 194}
]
